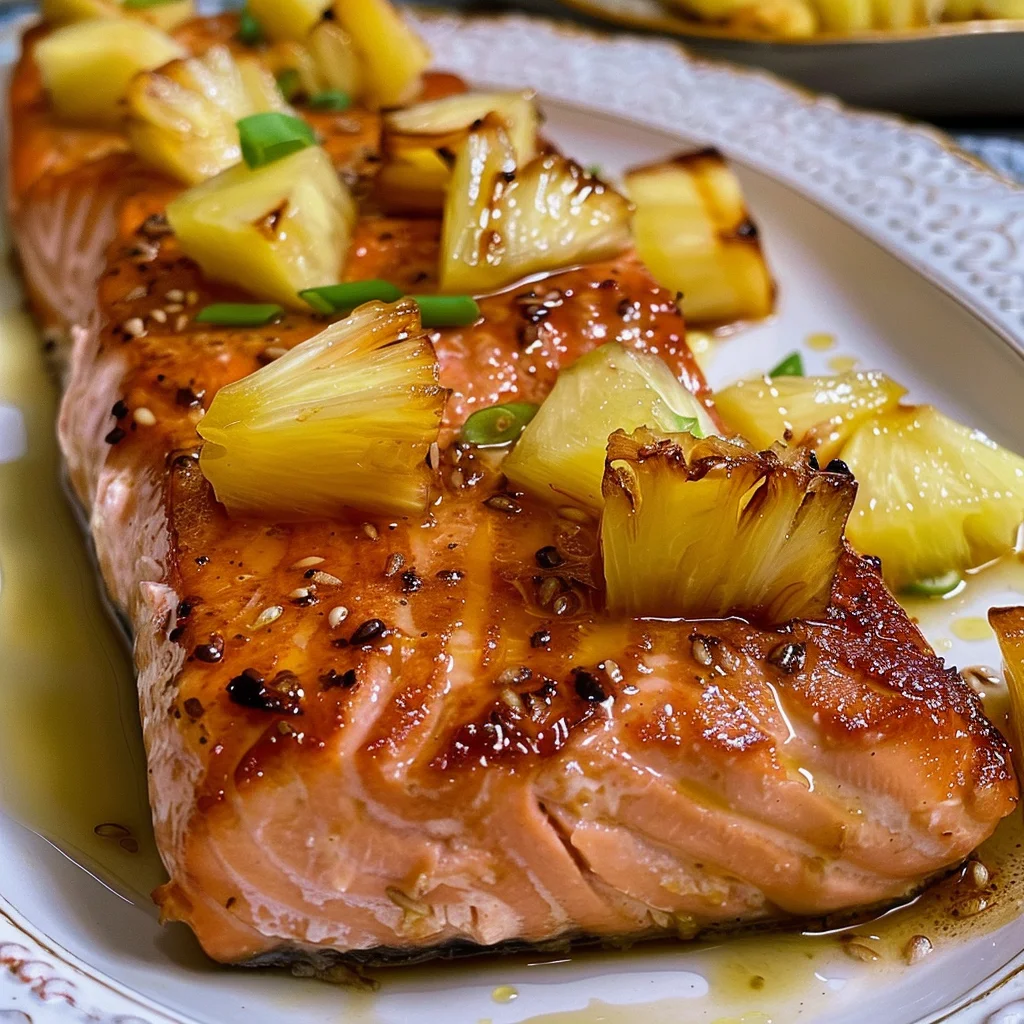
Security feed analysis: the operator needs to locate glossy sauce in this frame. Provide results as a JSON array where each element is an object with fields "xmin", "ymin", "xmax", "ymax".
[{"xmin": 3, "ymin": 305, "xmax": 1024, "ymax": 1021}]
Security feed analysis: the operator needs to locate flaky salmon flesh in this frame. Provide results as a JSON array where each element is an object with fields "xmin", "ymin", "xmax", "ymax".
[{"xmin": 8, "ymin": 13, "xmax": 1017, "ymax": 966}]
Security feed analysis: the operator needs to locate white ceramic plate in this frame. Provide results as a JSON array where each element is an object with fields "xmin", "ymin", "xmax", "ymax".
[
  {"xmin": 4, "ymin": 12, "xmax": 1024, "ymax": 1024},
  {"xmin": 552, "ymin": 0, "xmax": 1024, "ymax": 118}
]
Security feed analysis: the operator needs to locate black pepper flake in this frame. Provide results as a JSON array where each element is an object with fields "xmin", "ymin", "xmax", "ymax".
[
  {"xmin": 401, "ymin": 570, "xmax": 422, "ymax": 593},
  {"xmin": 195, "ymin": 555, "xmax": 209, "ymax": 566},
  {"xmin": 175, "ymin": 386, "xmax": 205, "ymax": 408},
  {"xmin": 225, "ymin": 897, "xmax": 236, "ymax": 909},
  {"xmin": 168, "ymin": 626, "xmax": 185, "ymax": 643},
  {"xmin": 572, "ymin": 669, "xmax": 607, "ymax": 703},
  {"xmin": 735, "ymin": 219, "xmax": 759, "ymax": 239},
  {"xmin": 484, "ymin": 494, "xmax": 522, "ymax": 515},
  {"xmin": 825, "ymin": 458, "xmax": 853, "ymax": 477},
  {"xmin": 767, "ymin": 641, "xmax": 806, "ymax": 674},
  {"xmin": 193, "ymin": 640, "xmax": 223, "ymax": 664},
  {"xmin": 139, "ymin": 213, "xmax": 172, "ymax": 239},
  {"xmin": 807, "ymin": 451, "xmax": 820, "ymax": 471},
  {"xmin": 862, "ymin": 554, "xmax": 883, "ymax": 573},
  {"xmin": 616, "ymin": 298, "xmax": 635, "ymax": 318},
  {"xmin": 183, "ymin": 697, "xmax": 204, "ymax": 720},
  {"xmin": 104, "ymin": 426, "xmax": 126, "ymax": 445},
  {"xmin": 111, "ymin": 400, "xmax": 129, "ymax": 419},
  {"xmin": 530, "ymin": 628, "xmax": 551, "ymax": 649},
  {"xmin": 535, "ymin": 546, "xmax": 564, "ymax": 569},
  {"xmin": 320, "ymin": 668, "xmax": 357, "ymax": 690},
  {"xmin": 176, "ymin": 600, "xmax": 193, "ymax": 619},
  {"xmin": 351, "ymin": 618, "xmax": 386, "ymax": 645},
  {"xmin": 226, "ymin": 668, "xmax": 302, "ymax": 714}
]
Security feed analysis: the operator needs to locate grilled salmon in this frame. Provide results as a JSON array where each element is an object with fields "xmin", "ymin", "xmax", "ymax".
[{"xmin": 8, "ymin": 13, "xmax": 1017, "ymax": 967}]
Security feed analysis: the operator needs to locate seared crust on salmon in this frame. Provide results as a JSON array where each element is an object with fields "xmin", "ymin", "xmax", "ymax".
[{"xmin": 8, "ymin": 14, "xmax": 1017, "ymax": 966}]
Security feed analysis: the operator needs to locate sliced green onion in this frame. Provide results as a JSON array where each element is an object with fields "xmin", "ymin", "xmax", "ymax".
[
  {"xmin": 237, "ymin": 113, "xmax": 315, "ymax": 169},
  {"xmin": 299, "ymin": 280, "xmax": 404, "ymax": 314},
  {"xmin": 460, "ymin": 402, "xmax": 539, "ymax": 447},
  {"xmin": 586, "ymin": 163, "xmax": 603, "ymax": 177},
  {"xmin": 768, "ymin": 351, "xmax": 804, "ymax": 377},
  {"xmin": 275, "ymin": 69, "xmax": 302, "ymax": 102},
  {"xmin": 195, "ymin": 302, "xmax": 283, "ymax": 327},
  {"xmin": 902, "ymin": 571, "xmax": 964, "ymax": 598},
  {"xmin": 237, "ymin": 7, "xmax": 263, "ymax": 44},
  {"xmin": 413, "ymin": 295, "xmax": 481, "ymax": 328},
  {"xmin": 674, "ymin": 415, "xmax": 702, "ymax": 437},
  {"xmin": 308, "ymin": 89, "xmax": 352, "ymax": 112}
]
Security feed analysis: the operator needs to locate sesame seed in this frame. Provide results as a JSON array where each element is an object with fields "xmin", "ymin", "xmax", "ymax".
[
  {"xmin": 252, "ymin": 605, "xmax": 283, "ymax": 628},
  {"xmin": 449, "ymin": 468, "xmax": 465, "ymax": 488},
  {"xmin": 311, "ymin": 570, "xmax": 342, "ymax": 586},
  {"xmin": 601, "ymin": 660, "xmax": 623, "ymax": 684},
  {"xmin": 557, "ymin": 505, "xmax": 592, "ymax": 524},
  {"xmin": 328, "ymin": 606, "xmax": 349, "ymax": 628},
  {"xmin": 495, "ymin": 666, "xmax": 532, "ymax": 687},
  {"xmin": 351, "ymin": 618, "xmax": 386, "ymax": 644},
  {"xmin": 843, "ymin": 941, "xmax": 880, "ymax": 964},
  {"xmin": 104, "ymin": 426, "xmax": 126, "ymax": 445},
  {"xmin": 165, "ymin": 303, "xmax": 184, "ymax": 314},
  {"xmin": 288, "ymin": 587, "xmax": 311, "ymax": 600},
  {"xmin": 175, "ymin": 314, "xmax": 189, "ymax": 332},
  {"xmin": 691, "ymin": 638, "xmax": 713, "ymax": 666},
  {"xmin": 263, "ymin": 346, "xmax": 287, "ymax": 361},
  {"xmin": 537, "ymin": 576, "xmax": 562, "ymax": 607},
  {"xmin": 484, "ymin": 494, "xmax": 521, "ymax": 514},
  {"xmin": 362, "ymin": 522, "xmax": 379, "ymax": 541},
  {"xmin": 124, "ymin": 285, "xmax": 147, "ymax": 302},
  {"xmin": 133, "ymin": 407, "xmax": 157, "ymax": 427},
  {"xmin": 968, "ymin": 860, "xmax": 990, "ymax": 888},
  {"xmin": 166, "ymin": 289, "xmax": 185, "ymax": 303},
  {"xmin": 186, "ymin": 290, "xmax": 199, "ymax": 306},
  {"xmin": 428, "ymin": 441, "xmax": 440, "ymax": 471},
  {"xmin": 123, "ymin": 317, "xmax": 145, "ymax": 337},
  {"xmin": 535, "ymin": 546, "xmax": 563, "ymax": 569},
  {"xmin": 553, "ymin": 592, "xmax": 579, "ymax": 616},
  {"xmin": 291, "ymin": 556, "xmax": 325, "ymax": 569},
  {"xmin": 903, "ymin": 935, "xmax": 933, "ymax": 966},
  {"xmin": 384, "ymin": 553, "xmax": 405, "ymax": 577},
  {"xmin": 768, "ymin": 641, "xmax": 806, "ymax": 674},
  {"xmin": 150, "ymin": 309, "xmax": 168, "ymax": 324}
]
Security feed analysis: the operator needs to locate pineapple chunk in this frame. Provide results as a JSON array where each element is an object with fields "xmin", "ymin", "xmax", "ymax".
[
  {"xmin": 870, "ymin": 0, "xmax": 930, "ymax": 27},
  {"xmin": 625, "ymin": 151, "xmax": 774, "ymax": 325},
  {"xmin": 809, "ymin": 0, "xmax": 873, "ymax": 29},
  {"xmin": 380, "ymin": 91, "xmax": 539, "ymax": 216},
  {"xmin": 386, "ymin": 91, "xmax": 539, "ymax": 164},
  {"xmin": 198, "ymin": 300, "xmax": 447, "ymax": 519},
  {"xmin": 331, "ymin": 0, "xmax": 431, "ymax": 108},
  {"xmin": 843, "ymin": 406, "xmax": 1024, "ymax": 589},
  {"xmin": 247, "ymin": 0, "xmax": 330, "ymax": 41},
  {"xmin": 601, "ymin": 428, "xmax": 855, "ymax": 623},
  {"xmin": 166, "ymin": 146, "xmax": 356, "ymax": 309},
  {"xmin": 126, "ymin": 46, "xmax": 289, "ymax": 185},
  {"xmin": 503, "ymin": 342, "xmax": 716, "ymax": 511},
  {"xmin": 714, "ymin": 370, "xmax": 906, "ymax": 464},
  {"xmin": 263, "ymin": 23, "xmax": 361, "ymax": 100},
  {"xmin": 35, "ymin": 19, "xmax": 185, "ymax": 127},
  {"xmin": 664, "ymin": 0, "xmax": 817, "ymax": 35},
  {"xmin": 41, "ymin": 0, "xmax": 195, "ymax": 30},
  {"xmin": 988, "ymin": 606, "xmax": 1024, "ymax": 777},
  {"xmin": 440, "ymin": 117, "xmax": 633, "ymax": 295}
]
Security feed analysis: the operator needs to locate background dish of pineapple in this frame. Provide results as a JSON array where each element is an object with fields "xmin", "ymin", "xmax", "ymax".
[
  {"xmin": 5, "ymin": 6, "xmax": 1024, "ymax": 1024},
  {"xmin": 547, "ymin": 0, "xmax": 1024, "ymax": 115}
]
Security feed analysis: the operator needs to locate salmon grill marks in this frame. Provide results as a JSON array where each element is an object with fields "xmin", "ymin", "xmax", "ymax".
[{"xmin": 9, "ymin": 11, "xmax": 1017, "ymax": 968}]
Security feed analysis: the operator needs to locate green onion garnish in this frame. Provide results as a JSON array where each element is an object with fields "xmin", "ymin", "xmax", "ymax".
[
  {"xmin": 768, "ymin": 351, "xmax": 804, "ymax": 377},
  {"xmin": 902, "ymin": 571, "xmax": 964, "ymax": 598},
  {"xmin": 308, "ymin": 89, "xmax": 352, "ymax": 112},
  {"xmin": 460, "ymin": 402, "xmax": 539, "ymax": 447},
  {"xmin": 237, "ymin": 113, "xmax": 315, "ymax": 170},
  {"xmin": 299, "ymin": 280, "xmax": 404, "ymax": 314},
  {"xmin": 195, "ymin": 302, "xmax": 283, "ymax": 327},
  {"xmin": 673, "ymin": 415, "xmax": 702, "ymax": 437},
  {"xmin": 412, "ymin": 295, "xmax": 481, "ymax": 328},
  {"xmin": 237, "ymin": 7, "xmax": 263, "ymax": 44},
  {"xmin": 275, "ymin": 69, "xmax": 302, "ymax": 102}
]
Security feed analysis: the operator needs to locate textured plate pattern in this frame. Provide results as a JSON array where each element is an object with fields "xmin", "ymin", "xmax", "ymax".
[{"xmin": 3, "ymin": 11, "xmax": 1024, "ymax": 1024}]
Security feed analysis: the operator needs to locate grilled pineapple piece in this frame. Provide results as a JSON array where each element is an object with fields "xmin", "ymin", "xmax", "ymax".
[
  {"xmin": 601, "ymin": 428, "xmax": 855, "ymax": 623},
  {"xmin": 441, "ymin": 117, "xmax": 633, "ymax": 295},
  {"xmin": 41, "ymin": 0, "xmax": 195, "ymax": 30},
  {"xmin": 332, "ymin": 0, "xmax": 431, "ymax": 108},
  {"xmin": 262, "ymin": 23, "xmax": 361, "ymax": 100},
  {"xmin": 167, "ymin": 145, "xmax": 356, "ymax": 308},
  {"xmin": 664, "ymin": 0, "xmax": 817, "ymax": 35},
  {"xmin": 809, "ymin": 0, "xmax": 872, "ymax": 29},
  {"xmin": 843, "ymin": 406, "xmax": 1024, "ymax": 589},
  {"xmin": 503, "ymin": 343, "xmax": 715, "ymax": 511},
  {"xmin": 989, "ymin": 606, "xmax": 1024, "ymax": 776},
  {"xmin": 199, "ymin": 300, "xmax": 447, "ymax": 519},
  {"xmin": 247, "ymin": 0, "xmax": 330, "ymax": 41},
  {"xmin": 714, "ymin": 370, "xmax": 906, "ymax": 463},
  {"xmin": 35, "ymin": 19, "xmax": 185, "ymax": 127},
  {"xmin": 126, "ymin": 46, "xmax": 289, "ymax": 185},
  {"xmin": 626, "ymin": 151, "xmax": 774, "ymax": 325},
  {"xmin": 379, "ymin": 91, "xmax": 539, "ymax": 216},
  {"xmin": 869, "ymin": 0, "xmax": 931, "ymax": 27}
]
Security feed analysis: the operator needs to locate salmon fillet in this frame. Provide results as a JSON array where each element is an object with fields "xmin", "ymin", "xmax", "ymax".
[{"xmin": 8, "ymin": 16, "xmax": 1017, "ymax": 967}]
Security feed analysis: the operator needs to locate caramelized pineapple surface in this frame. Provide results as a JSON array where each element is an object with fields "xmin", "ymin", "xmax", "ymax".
[
  {"xmin": 167, "ymin": 145, "xmax": 355, "ymax": 308},
  {"xmin": 503, "ymin": 343, "xmax": 715, "ymax": 511},
  {"xmin": 127, "ymin": 45, "xmax": 289, "ymax": 185},
  {"xmin": 35, "ymin": 18, "xmax": 185, "ymax": 126},
  {"xmin": 247, "ymin": 0, "xmax": 330, "ymax": 41},
  {"xmin": 41, "ymin": 0, "xmax": 195, "ymax": 30},
  {"xmin": 601, "ymin": 429, "xmax": 855, "ymax": 623},
  {"xmin": 714, "ymin": 370, "xmax": 906, "ymax": 463},
  {"xmin": 199, "ymin": 300, "xmax": 447, "ymax": 519},
  {"xmin": 626, "ymin": 151, "xmax": 774, "ymax": 326},
  {"xmin": 440, "ymin": 117, "xmax": 633, "ymax": 294},
  {"xmin": 843, "ymin": 406, "xmax": 1024, "ymax": 589}
]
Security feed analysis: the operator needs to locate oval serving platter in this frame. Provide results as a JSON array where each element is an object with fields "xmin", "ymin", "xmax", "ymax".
[
  {"xmin": 552, "ymin": 0, "xmax": 1024, "ymax": 117},
  {"xmin": 4, "ymin": 10, "xmax": 1024, "ymax": 1024}
]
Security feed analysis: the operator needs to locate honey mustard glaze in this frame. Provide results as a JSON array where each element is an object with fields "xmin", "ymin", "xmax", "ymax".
[{"xmin": 3, "ymin": 304, "xmax": 1024, "ymax": 1022}]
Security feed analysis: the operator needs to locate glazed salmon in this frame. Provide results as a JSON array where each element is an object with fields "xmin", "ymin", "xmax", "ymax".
[{"xmin": 8, "ymin": 15, "xmax": 1017, "ymax": 967}]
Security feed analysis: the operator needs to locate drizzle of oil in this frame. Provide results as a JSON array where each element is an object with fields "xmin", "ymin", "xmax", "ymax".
[
  {"xmin": 0, "ymin": 308, "xmax": 165, "ymax": 900},
  {"xmin": 952, "ymin": 616, "xmax": 994, "ymax": 641},
  {"xmin": 827, "ymin": 355, "xmax": 858, "ymax": 373},
  {"xmin": 805, "ymin": 332, "xmax": 836, "ymax": 351}
]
